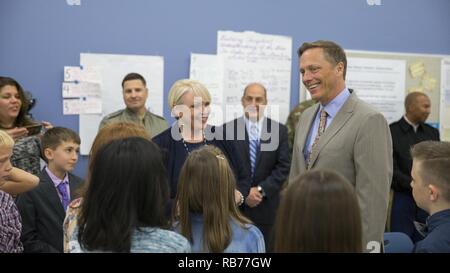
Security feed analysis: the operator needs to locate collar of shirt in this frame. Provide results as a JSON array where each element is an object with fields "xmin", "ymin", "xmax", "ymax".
[
  {"xmin": 125, "ymin": 107, "xmax": 149, "ymax": 121},
  {"xmin": 244, "ymin": 116, "xmax": 264, "ymax": 138},
  {"xmin": 303, "ymin": 88, "xmax": 350, "ymax": 160},
  {"xmin": 403, "ymin": 115, "xmax": 419, "ymax": 132},
  {"xmin": 320, "ymin": 87, "xmax": 351, "ymax": 119},
  {"xmin": 425, "ymin": 209, "xmax": 450, "ymax": 234},
  {"xmin": 45, "ymin": 166, "xmax": 69, "ymax": 188}
]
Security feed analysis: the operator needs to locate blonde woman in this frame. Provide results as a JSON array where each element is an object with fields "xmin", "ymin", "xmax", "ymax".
[{"xmin": 153, "ymin": 79, "xmax": 249, "ymax": 208}]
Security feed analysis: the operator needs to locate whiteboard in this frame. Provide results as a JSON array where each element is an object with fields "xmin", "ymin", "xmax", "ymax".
[{"xmin": 79, "ymin": 53, "xmax": 164, "ymax": 155}]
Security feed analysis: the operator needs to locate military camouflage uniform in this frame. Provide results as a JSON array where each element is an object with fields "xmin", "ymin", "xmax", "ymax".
[
  {"xmin": 285, "ymin": 99, "xmax": 316, "ymax": 156},
  {"xmin": 99, "ymin": 108, "xmax": 168, "ymax": 138}
]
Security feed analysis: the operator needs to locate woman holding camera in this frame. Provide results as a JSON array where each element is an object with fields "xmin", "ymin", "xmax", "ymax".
[{"xmin": 0, "ymin": 76, "xmax": 52, "ymax": 175}]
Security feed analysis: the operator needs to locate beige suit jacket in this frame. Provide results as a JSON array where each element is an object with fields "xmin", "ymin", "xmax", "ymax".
[{"xmin": 289, "ymin": 92, "xmax": 393, "ymax": 249}]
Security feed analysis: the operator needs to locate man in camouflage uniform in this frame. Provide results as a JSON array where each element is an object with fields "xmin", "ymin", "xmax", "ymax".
[
  {"xmin": 286, "ymin": 99, "xmax": 316, "ymax": 156},
  {"xmin": 99, "ymin": 73, "xmax": 168, "ymax": 138}
]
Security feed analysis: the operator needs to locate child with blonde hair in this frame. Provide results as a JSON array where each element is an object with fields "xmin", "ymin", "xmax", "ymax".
[{"xmin": 0, "ymin": 130, "xmax": 39, "ymax": 252}]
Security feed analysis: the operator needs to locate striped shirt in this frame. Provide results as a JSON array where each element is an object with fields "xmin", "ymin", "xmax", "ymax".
[{"xmin": 0, "ymin": 190, "xmax": 23, "ymax": 253}]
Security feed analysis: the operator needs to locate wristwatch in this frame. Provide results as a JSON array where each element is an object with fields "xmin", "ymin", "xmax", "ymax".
[{"xmin": 257, "ymin": 186, "xmax": 266, "ymax": 197}]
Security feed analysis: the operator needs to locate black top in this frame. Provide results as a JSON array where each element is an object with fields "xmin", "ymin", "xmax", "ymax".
[
  {"xmin": 390, "ymin": 117, "xmax": 440, "ymax": 192},
  {"xmin": 153, "ymin": 124, "xmax": 250, "ymax": 200}
]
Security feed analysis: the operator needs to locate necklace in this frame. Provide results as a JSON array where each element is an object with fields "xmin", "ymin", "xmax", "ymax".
[{"xmin": 181, "ymin": 131, "xmax": 207, "ymax": 154}]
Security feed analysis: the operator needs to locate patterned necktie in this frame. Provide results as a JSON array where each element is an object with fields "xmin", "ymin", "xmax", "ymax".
[
  {"xmin": 57, "ymin": 181, "xmax": 70, "ymax": 211},
  {"xmin": 249, "ymin": 124, "xmax": 260, "ymax": 177},
  {"xmin": 307, "ymin": 109, "xmax": 328, "ymax": 168}
]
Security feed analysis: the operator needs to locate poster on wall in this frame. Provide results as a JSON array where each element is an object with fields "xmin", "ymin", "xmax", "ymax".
[
  {"xmin": 346, "ymin": 57, "xmax": 406, "ymax": 124},
  {"xmin": 217, "ymin": 31, "xmax": 292, "ymax": 124},
  {"xmin": 189, "ymin": 53, "xmax": 224, "ymax": 126},
  {"xmin": 440, "ymin": 58, "xmax": 450, "ymax": 141},
  {"xmin": 62, "ymin": 66, "xmax": 102, "ymax": 114}
]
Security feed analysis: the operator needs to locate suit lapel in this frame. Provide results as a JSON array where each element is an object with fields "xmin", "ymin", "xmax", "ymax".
[
  {"xmin": 40, "ymin": 171, "xmax": 66, "ymax": 219},
  {"xmin": 308, "ymin": 93, "xmax": 356, "ymax": 169},
  {"xmin": 68, "ymin": 173, "xmax": 82, "ymax": 200}
]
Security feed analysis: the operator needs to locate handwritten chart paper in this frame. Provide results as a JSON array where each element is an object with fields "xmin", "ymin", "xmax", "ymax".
[
  {"xmin": 440, "ymin": 58, "xmax": 450, "ymax": 141},
  {"xmin": 346, "ymin": 57, "xmax": 406, "ymax": 124},
  {"xmin": 62, "ymin": 82, "xmax": 101, "ymax": 98},
  {"xmin": 63, "ymin": 97, "xmax": 102, "ymax": 115},
  {"xmin": 190, "ymin": 53, "xmax": 224, "ymax": 126},
  {"xmin": 217, "ymin": 31, "xmax": 292, "ymax": 123}
]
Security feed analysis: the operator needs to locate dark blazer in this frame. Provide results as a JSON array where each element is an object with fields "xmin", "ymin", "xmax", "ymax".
[
  {"xmin": 16, "ymin": 169, "xmax": 83, "ymax": 253},
  {"xmin": 224, "ymin": 117, "xmax": 290, "ymax": 225},
  {"xmin": 390, "ymin": 116, "xmax": 440, "ymax": 192},
  {"xmin": 153, "ymin": 124, "xmax": 251, "ymax": 200}
]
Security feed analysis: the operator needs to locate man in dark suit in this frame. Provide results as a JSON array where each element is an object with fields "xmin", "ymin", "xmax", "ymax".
[
  {"xmin": 225, "ymin": 83, "xmax": 290, "ymax": 248},
  {"xmin": 16, "ymin": 127, "xmax": 83, "ymax": 252},
  {"xmin": 390, "ymin": 92, "xmax": 440, "ymax": 242}
]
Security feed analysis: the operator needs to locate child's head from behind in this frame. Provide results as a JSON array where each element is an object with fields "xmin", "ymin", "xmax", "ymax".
[
  {"xmin": 176, "ymin": 145, "xmax": 249, "ymax": 252},
  {"xmin": 274, "ymin": 170, "xmax": 362, "ymax": 253},
  {"xmin": 78, "ymin": 137, "xmax": 168, "ymax": 252},
  {"xmin": 0, "ymin": 130, "xmax": 14, "ymax": 184},
  {"xmin": 90, "ymin": 122, "xmax": 150, "ymax": 163},
  {"xmin": 41, "ymin": 127, "xmax": 80, "ymax": 173},
  {"xmin": 411, "ymin": 141, "xmax": 450, "ymax": 213},
  {"xmin": 77, "ymin": 122, "xmax": 150, "ymax": 197},
  {"xmin": 177, "ymin": 146, "xmax": 236, "ymax": 215}
]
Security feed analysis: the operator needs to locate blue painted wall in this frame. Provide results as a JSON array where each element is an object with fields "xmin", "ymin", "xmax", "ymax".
[{"xmin": 1, "ymin": 0, "xmax": 449, "ymax": 178}]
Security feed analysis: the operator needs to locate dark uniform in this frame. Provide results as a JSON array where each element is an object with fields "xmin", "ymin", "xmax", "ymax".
[
  {"xmin": 389, "ymin": 116, "xmax": 440, "ymax": 242},
  {"xmin": 99, "ymin": 108, "xmax": 168, "ymax": 138}
]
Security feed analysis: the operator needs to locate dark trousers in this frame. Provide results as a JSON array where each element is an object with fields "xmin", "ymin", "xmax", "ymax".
[{"xmin": 390, "ymin": 190, "xmax": 428, "ymax": 243}]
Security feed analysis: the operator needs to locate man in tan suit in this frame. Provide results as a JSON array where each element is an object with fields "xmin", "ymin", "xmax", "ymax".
[{"xmin": 289, "ymin": 40, "xmax": 392, "ymax": 250}]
